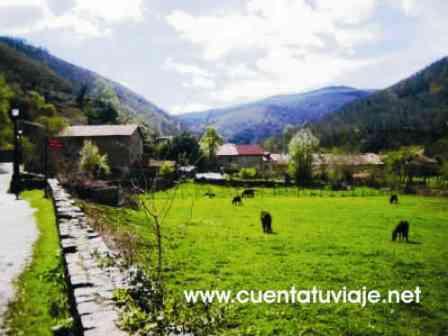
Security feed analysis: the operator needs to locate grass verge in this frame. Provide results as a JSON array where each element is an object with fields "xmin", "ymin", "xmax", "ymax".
[{"xmin": 4, "ymin": 190, "xmax": 72, "ymax": 336}]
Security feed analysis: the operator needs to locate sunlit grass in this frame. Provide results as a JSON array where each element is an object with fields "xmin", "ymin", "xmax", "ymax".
[{"xmin": 88, "ymin": 183, "xmax": 448, "ymax": 335}]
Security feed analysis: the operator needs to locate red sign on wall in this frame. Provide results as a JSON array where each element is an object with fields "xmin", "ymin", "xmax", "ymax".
[{"xmin": 48, "ymin": 138, "xmax": 64, "ymax": 150}]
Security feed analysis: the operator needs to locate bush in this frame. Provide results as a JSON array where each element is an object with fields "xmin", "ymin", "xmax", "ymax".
[
  {"xmin": 159, "ymin": 162, "xmax": 175, "ymax": 177},
  {"xmin": 238, "ymin": 167, "xmax": 257, "ymax": 179},
  {"xmin": 79, "ymin": 140, "xmax": 110, "ymax": 178}
]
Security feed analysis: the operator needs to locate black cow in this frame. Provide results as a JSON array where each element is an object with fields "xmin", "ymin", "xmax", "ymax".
[
  {"xmin": 232, "ymin": 196, "xmax": 242, "ymax": 206},
  {"xmin": 260, "ymin": 211, "xmax": 272, "ymax": 234},
  {"xmin": 242, "ymin": 189, "xmax": 255, "ymax": 198},
  {"xmin": 392, "ymin": 220, "xmax": 409, "ymax": 242},
  {"xmin": 204, "ymin": 191, "xmax": 216, "ymax": 198},
  {"xmin": 390, "ymin": 194, "xmax": 399, "ymax": 204}
]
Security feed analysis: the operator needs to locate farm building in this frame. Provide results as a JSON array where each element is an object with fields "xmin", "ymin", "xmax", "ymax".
[
  {"xmin": 264, "ymin": 152, "xmax": 385, "ymax": 178},
  {"xmin": 216, "ymin": 144, "xmax": 268, "ymax": 171},
  {"xmin": 52, "ymin": 124, "xmax": 144, "ymax": 176},
  {"xmin": 267, "ymin": 153, "xmax": 290, "ymax": 174},
  {"xmin": 312, "ymin": 153, "xmax": 384, "ymax": 169}
]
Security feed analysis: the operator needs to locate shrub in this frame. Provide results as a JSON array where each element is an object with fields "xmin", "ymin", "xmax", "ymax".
[
  {"xmin": 79, "ymin": 140, "xmax": 110, "ymax": 178},
  {"xmin": 238, "ymin": 167, "xmax": 257, "ymax": 179},
  {"xmin": 159, "ymin": 162, "xmax": 175, "ymax": 177}
]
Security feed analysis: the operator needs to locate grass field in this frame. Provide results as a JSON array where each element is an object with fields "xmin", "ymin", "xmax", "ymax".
[
  {"xmin": 5, "ymin": 190, "xmax": 72, "ymax": 336},
  {"xmin": 86, "ymin": 183, "xmax": 448, "ymax": 336}
]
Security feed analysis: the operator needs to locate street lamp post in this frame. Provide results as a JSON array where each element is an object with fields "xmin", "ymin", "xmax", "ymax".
[{"xmin": 9, "ymin": 108, "xmax": 21, "ymax": 199}]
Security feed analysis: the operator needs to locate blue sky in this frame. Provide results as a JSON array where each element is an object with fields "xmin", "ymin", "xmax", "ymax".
[{"xmin": 1, "ymin": 0, "xmax": 447, "ymax": 114}]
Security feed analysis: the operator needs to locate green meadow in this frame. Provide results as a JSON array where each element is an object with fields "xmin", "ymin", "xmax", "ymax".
[{"xmin": 87, "ymin": 183, "xmax": 448, "ymax": 335}]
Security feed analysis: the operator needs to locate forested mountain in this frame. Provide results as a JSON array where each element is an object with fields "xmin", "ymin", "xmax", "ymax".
[
  {"xmin": 314, "ymin": 57, "xmax": 448, "ymax": 152},
  {"xmin": 0, "ymin": 37, "xmax": 179, "ymax": 135},
  {"xmin": 179, "ymin": 86, "xmax": 372, "ymax": 143}
]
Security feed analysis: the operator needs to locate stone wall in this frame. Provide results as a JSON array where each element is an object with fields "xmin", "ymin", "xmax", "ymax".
[{"xmin": 47, "ymin": 179, "xmax": 127, "ymax": 336}]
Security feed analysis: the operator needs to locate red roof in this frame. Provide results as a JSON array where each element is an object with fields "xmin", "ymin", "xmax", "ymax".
[
  {"xmin": 217, "ymin": 144, "xmax": 265, "ymax": 156},
  {"xmin": 235, "ymin": 144, "xmax": 265, "ymax": 156}
]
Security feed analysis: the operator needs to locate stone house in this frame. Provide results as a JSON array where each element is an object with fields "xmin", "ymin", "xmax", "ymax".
[
  {"xmin": 216, "ymin": 144, "xmax": 267, "ymax": 171},
  {"xmin": 266, "ymin": 152, "xmax": 385, "ymax": 179},
  {"xmin": 312, "ymin": 153, "xmax": 384, "ymax": 182},
  {"xmin": 53, "ymin": 124, "xmax": 144, "ymax": 176}
]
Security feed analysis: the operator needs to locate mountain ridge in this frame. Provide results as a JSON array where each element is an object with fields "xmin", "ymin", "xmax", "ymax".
[{"xmin": 179, "ymin": 86, "xmax": 373, "ymax": 143}]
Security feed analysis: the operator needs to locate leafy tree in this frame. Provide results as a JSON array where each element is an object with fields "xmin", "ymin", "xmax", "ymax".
[
  {"xmin": 262, "ymin": 136, "xmax": 282, "ymax": 153},
  {"xmin": 76, "ymin": 84, "xmax": 89, "ymax": 108},
  {"xmin": 85, "ymin": 99, "xmax": 119, "ymax": 124},
  {"xmin": 426, "ymin": 135, "xmax": 448, "ymax": 161},
  {"xmin": 0, "ymin": 75, "xmax": 14, "ymax": 148},
  {"xmin": 28, "ymin": 90, "xmax": 56, "ymax": 116},
  {"xmin": 161, "ymin": 132, "xmax": 200, "ymax": 164},
  {"xmin": 35, "ymin": 115, "xmax": 68, "ymax": 136},
  {"xmin": 84, "ymin": 80, "xmax": 120, "ymax": 124},
  {"xmin": 288, "ymin": 128, "xmax": 319, "ymax": 186},
  {"xmin": 440, "ymin": 161, "xmax": 448, "ymax": 186},
  {"xmin": 199, "ymin": 127, "xmax": 223, "ymax": 165},
  {"xmin": 383, "ymin": 146, "xmax": 421, "ymax": 188},
  {"xmin": 79, "ymin": 141, "xmax": 111, "ymax": 178}
]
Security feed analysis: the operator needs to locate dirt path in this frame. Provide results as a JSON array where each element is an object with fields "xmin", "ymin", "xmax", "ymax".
[{"xmin": 0, "ymin": 164, "xmax": 38, "ymax": 333}]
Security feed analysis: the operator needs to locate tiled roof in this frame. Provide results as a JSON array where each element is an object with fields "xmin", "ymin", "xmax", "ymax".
[
  {"xmin": 236, "ymin": 144, "xmax": 265, "ymax": 156},
  {"xmin": 217, "ymin": 143, "xmax": 265, "ymax": 156},
  {"xmin": 312, "ymin": 153, "xmax": 384, "ymax": 166},
  {"xmin": 269, "ymin": 153, "xmax": 290, "ymax": 165},
  {"xmin": 216, "ymin": 143, "xmax": 239, "ymax": 156},
  {"xmin": 58, "ymin": 125, "xmax": 140, "ymax": 137}
]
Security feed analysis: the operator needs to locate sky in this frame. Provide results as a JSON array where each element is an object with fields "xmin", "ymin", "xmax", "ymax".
[{"xmin": 1, "ymin": 0, "xmax": 447, "ymax": 115}]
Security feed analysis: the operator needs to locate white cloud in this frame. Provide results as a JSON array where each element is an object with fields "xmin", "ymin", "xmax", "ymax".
[
  {"xmin": 164, "ymin": 58, "xmax": 216, "ymax": 89},
  {"xmin": 166, "ymin": 0, "xmax": 378, "ymax": 61},
  {"xmin": 224, "ymin": 63, "xmax": 258, "ymax": 80},
  {"xmin": 397, "ymin": 0, "xmax": 418, "ymax": 16},
  {"xmin": 166, "ymin": 0, "xmax": 381, "ymax": 105},
  {"xmin": 0, "ymin": 0, "xmax": 144, "ymax": 38},
  {"xmin": 183, "ymin": 77, "xmax": 216, "ymax": 90},
  {"xmin": 212, "ymin": 52, "xmax": 375, "ymax": 103},
  {"xmin": 170, "ymin": 103, "xmax": 212, "ymax": 115},
  {"xmin": 164, "ymin": 58, "xmax": 213, "ymax": 78},
  {"xmin": 73, "ymin": 0, "xmax": 144, "ymax": 23},
  {"xmin": 313, "ymin": 0, "xmax": 376, "ymax": 24},
  {"xmin": 0, "ymin": 0, "xmax": 45, "ymax": 6}
]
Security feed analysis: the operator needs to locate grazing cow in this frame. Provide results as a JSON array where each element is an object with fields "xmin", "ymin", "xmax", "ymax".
[
  {"xmin": 390, "ymin": 194, "xmax": 399, "ymax": 204},
  {"xmin": 242, "ymin": 189, "xmax": 256, "ymax": 198},
  {"xmin": 204, "ymin": 191, "xmax": 216, "ymax": 198},
  {"xmin": 232, "ymin": 196, "xmax": 242, "ymax": 206},
  {"xmin": 260, "ymin": 211, "xmax": 273, "ymax": 234},
  {"xmin": 392, "ymin": 220, "xmax": 409, "ymax": 242}
]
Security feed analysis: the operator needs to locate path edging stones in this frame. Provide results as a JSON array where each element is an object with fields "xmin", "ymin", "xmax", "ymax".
[{"xmin": 48, "ymin": 179, "xmax": 127, "ymax": 336}]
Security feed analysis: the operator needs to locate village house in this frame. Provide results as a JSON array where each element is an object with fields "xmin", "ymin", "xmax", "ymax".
[
  {"xmin": 312, "ymin": 153, "xmax": 384, "ymax": 182},
  {"xmin": 312, "ymin": 153, "xmax": 384, "ymax": 170},
  {"xmin": 265, "ymin": 152, "xmax": 385, "ymax": 179},
  {"xmin": 216, "ymin": 143, "xmax": 267, "ymax": 171},
  {"xmin": 53, "ymin": 124, "xmax": 144, "ymax": 176},
  {"xmin": 267, "ymin": 153, "xmax": 290, "ymax": 175}
]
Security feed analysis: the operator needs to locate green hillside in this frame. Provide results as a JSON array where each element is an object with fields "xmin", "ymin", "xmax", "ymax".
[
  {"xmin": 315, "ymin": 57, "xmax": 448, "ymax": 152},
  {"xmin": 0, "ymin": 37, "xmax": 179, "ymax": 137},
  {"xmin": 0, "ymin": 41, "xmax": 85, "ymax": 148}
]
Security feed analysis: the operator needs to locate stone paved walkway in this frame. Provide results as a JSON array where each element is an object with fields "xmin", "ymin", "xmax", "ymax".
[{"xmin": 0, "ymin": 163, "xmax": 38, "ymax": 333}]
